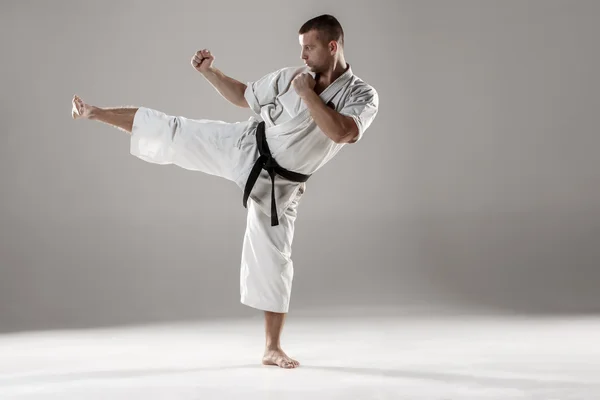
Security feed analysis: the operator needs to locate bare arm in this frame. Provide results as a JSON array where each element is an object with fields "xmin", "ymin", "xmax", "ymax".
[
  {"xmin": 201, "ymin": 67, "xmax": 250, "ymax": 108},
  {"xmin": 191, "ymin": 49, "xmax": 249, "ymax": 108}
]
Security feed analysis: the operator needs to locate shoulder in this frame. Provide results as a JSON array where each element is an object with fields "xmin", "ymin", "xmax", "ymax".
[
  {"xmin": 253, "ymin": 65, "xmax": 306, "ymax": 86},
  {"xmin": 266, "ymin": 65, "xmax": 307, "ymax": 79},
  {"xmin": 262, "ymin": 65, "xmax": 309, "ymax": 92}
]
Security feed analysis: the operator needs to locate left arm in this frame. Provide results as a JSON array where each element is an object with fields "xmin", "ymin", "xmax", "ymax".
[{"xmin": 300, "ymin": 90, "xmax": 359, "ymax": 144}]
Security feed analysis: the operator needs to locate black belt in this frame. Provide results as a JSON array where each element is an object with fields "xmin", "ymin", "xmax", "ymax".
[{"xmin": 242, "ymin": 121, "xmax": 311, "ymax": 226}]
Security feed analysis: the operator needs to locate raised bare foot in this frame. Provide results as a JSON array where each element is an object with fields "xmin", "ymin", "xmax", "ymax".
[
  {"xmin": 71, "ymin": 95, "xmax": 93, "ymax": 119},
  {"xmin": 262, "ymin": 348, "xmax": 300, "ymax": 369}
]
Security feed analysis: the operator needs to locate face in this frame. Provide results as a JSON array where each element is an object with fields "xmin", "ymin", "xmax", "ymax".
[{"xmin": 299, "ymin": 30, "xmax": 336, "ymax": 73}]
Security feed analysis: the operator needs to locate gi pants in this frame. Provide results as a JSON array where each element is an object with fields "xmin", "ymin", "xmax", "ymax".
[{"xmin": 130, "ymin": 107, "xmax": 301, "ymax": 313}]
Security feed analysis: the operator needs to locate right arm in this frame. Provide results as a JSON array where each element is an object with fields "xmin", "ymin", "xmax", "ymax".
[
  {"xmin": 201, "ymin": 67, "xmax": 249, "ymax": 108},
  {"xmin": 191, "ymin": 49, "xmax": 249, "ymax": 108}
]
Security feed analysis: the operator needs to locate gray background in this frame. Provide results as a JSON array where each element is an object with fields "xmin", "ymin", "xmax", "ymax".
[{"xmin": 1, "ymin": 0, "xmax": 598, "ymax": 333}]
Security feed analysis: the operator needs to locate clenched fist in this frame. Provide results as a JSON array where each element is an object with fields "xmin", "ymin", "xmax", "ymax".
[
  {"xmin": 292, "ymin": 73, "xmax": 316, "ymax": 98},
  {"xmin": 191, "ymin": 49, "xmax": 214, "ymax": 73}
]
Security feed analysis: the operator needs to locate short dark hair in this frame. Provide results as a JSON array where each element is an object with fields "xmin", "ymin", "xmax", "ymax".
[{"xmin": 299, "ymin": 14, "xmax": 344, "ymax": 47}]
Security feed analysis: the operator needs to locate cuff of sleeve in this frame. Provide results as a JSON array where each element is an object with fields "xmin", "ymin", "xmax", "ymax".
[
  {"xmin": 244, "ymin": 84, "xmax": 262, "ymax": 117},
  {"xmin": 343, "ymin": 113, "xmax": 364, "ymax": 142}
]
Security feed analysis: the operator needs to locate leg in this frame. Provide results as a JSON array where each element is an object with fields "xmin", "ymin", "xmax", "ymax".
[
  {"xmin": 73, "ymin": 95, "xmax": 252, "ymax": 182},
  {"xmin": 263, "ymin": 311, "xmax": 300, "ymax": 368},
  {"xmin": 239, "ymin": 187, "xmax": 305, "ymax": 369},
  {"xmin": 72, "ymin": 95, "xmax": 137, "ymax": 134}
]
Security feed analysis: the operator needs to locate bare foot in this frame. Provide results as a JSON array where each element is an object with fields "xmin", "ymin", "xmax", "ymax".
[
  {"xmin": 72, "ymin": 95, "xmax": 93, "ymax": 119},
  {"xmin": 262, "ymin": 348, "xmax": 300, "ymax": 369}
]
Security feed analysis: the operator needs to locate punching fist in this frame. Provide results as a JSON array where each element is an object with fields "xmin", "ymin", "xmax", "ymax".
[{"xmin": 191, "ymin": 49, "xmax": 214, "ymax": 73}]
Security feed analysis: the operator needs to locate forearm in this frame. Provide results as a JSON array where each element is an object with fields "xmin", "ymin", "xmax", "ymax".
[
  {"xmin": 201, "ymin": 67, "xmax": 249, "ymax": 108},
  {"xmin": 301, "ymin": 91, "xmax": 354, "ymax": 143}
]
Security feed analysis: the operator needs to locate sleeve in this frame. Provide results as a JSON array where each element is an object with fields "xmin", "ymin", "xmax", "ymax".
[
  {"xmin": 243, "ymin": 67, "xmax": 288, "ymax": 117},
  {"xmin": 339, "ymin": 83, "xmax": 379, "ymax": 142}
]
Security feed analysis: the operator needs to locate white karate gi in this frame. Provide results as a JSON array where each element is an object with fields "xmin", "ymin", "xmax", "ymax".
[{"xmin": 130, "ymin": 64, "xmax": 378, "ymax": 313}]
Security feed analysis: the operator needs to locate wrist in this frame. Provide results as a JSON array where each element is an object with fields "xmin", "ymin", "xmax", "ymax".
[
  {"xmin": 300, "ymin": 89, "xmax": 318, "ymax": 103},
  {"xmin": 200, "ymin": 67, "xmax": 216, "ymax": 78}
]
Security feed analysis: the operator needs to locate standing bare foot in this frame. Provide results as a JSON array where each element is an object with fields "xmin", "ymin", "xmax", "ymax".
[
  {"xmin": 262, "ymin": 347, "xmax": 300, "ymax": 369},
  {"xmin": 71, "ymin": 95, "xmax": 94, "ymax": 119}
]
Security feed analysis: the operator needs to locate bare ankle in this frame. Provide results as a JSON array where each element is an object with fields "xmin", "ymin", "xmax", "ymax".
[
  {"xmin": 88, "ymin": 106, "xmax": 101, "ymax": 120},
  {"xmin": 265, "ymin": 343, "xmax": 282, "ymax": 351}
]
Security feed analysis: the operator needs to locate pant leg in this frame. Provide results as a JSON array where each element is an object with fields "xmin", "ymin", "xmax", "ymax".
[
  {"xmin": 130, "ymin": 107, "xmax": 253, "ymax": 182},
  {"xmin": 239, "ymin": 186, "xmax": 304, "ymax": 313}
]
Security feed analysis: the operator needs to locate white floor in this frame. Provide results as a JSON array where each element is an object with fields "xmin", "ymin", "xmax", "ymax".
[{"xmin": 1, "ymin": 311, "xmax": 599, "ymax": 399}]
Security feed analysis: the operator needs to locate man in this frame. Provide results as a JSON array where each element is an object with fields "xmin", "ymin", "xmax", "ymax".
[{"xmin": 72, "ymin": 14, "xmax": 378, "ymax": 369}]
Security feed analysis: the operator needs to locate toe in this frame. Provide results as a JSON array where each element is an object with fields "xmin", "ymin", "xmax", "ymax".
[{"xmin": 279, "ymin": 358, "xmax": 293, "ymax": 369}]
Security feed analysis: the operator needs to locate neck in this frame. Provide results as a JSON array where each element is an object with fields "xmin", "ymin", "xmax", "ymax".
[{"xmin": 318, "ymin": 56, "xmax": 348, "ymax": 85}]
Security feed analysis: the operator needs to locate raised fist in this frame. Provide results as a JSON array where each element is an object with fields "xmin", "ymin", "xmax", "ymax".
[
  {"xmin": 292, "ymin": 72, "xmax": 316, "ymax": 97},
  {"xmin": 191, "ymin": 49, "xmax": 215, "ymax": 73}
]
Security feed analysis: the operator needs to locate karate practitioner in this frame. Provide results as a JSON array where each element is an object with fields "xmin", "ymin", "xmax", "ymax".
[{"xmin": 71, "ymin": 14, "xmax": 378, "ymax": 369}]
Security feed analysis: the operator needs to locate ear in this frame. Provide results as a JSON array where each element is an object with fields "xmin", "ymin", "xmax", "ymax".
[{"xmin": 329, "ymin": 40, "xmax": 338, "ymax": 54}]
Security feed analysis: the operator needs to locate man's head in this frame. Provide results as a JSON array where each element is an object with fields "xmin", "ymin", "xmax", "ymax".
[{"xmin": 298, "ymin": 14, "xmax": 345, "ymax": 73}]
